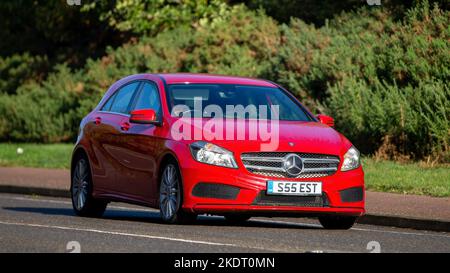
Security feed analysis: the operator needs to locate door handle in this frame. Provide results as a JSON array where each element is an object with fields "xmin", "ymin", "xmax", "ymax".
[
  {"xmin": 94, "ymin": 117, "xmax": 102, "ymax": 125},
  {"xmin": 120, "ymin": 122, "xmax": 130, "ymax": 131}
]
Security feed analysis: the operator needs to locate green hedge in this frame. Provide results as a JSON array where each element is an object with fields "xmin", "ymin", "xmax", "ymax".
[
  {"xmin": 0, "ymin": 53, "xmax": 49, "ymax": 95},
  {"xmin": 276, "ymin": 2, "xmax": 449, "ymax": 159},
  {"xmin": 0, "ymin": 1, "xmax": 448, "ymax": 161}
]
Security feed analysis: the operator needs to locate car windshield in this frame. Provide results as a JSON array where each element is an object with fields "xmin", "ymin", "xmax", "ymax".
[{"xmin": 166, "ymin": 84, "xmax": 312, "ymax": 121}]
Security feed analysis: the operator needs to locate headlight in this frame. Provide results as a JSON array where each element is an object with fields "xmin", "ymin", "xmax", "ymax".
[
  {"xmin": 189, "ymin": 141, "xmax": 238, "ymax": 168},
  {"xmin": 341, "ymin": 146, "xmax": 360, "ymax": 171}
]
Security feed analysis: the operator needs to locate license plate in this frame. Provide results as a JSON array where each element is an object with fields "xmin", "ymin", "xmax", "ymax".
[{"xmin": 266, "ymin": 181, "xmax": 322, "ymax": 196}]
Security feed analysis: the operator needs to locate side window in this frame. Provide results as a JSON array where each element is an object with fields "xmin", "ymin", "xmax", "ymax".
[
  {"xmin": 133, "ymin": 82, "xmax": 161, "ymax": 114},
  {"xmin": 101, "ymin": 92, "xmax": 116, "ymax": 111},
  {"xmin": 110, "ymin": 82, "xmax": 139, "ymax": 114}
]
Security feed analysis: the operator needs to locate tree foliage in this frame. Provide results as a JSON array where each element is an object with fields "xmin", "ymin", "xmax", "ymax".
[{"xmin": 82, "ymin": 0, "xmax": 233, "ymax": 35}]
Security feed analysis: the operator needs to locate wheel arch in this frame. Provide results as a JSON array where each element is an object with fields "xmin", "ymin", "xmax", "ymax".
[
  {"xmin": 71, "ymin": 146, "xmax": 92, "ymax": 185},
  {"xmin": 157, "ymin": 151, "xmax": 183, "ymax": 195}
]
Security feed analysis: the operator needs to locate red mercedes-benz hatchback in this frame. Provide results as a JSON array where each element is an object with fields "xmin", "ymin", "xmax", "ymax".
[{"xmin": 71, "ymin": 73, "xmax": 365, "ymax": 229}]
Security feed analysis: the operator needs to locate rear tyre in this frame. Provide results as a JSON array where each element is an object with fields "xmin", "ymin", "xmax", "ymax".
[
  {"xmin": 159, "ymin": 161, "xmax": 197, "ymax": 224},
  {"xmin": 71, "ymin": 155, "xmax": 107, "ymax": 217},
  {"xmin": 318, "ymin": 215, "xmax": 357, "ymax": 230},
  {"xmin": 224, "ymin": 214, "xmax": 251, "ymax": 224}
]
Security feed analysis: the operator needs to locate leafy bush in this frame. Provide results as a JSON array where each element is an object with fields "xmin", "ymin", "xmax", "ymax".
[
  {"xmin": 188, "ymin": 6, "xmax": 280, "ymax": 78},
  {"xmin": 324, "ymin": 2, "xmax": 449, "ymax": 159},
  {"xmin": 277, "ymin": 1, "xmax": 449, "ymax": 159},
  {"xmin": 0, "ymin": 53, "xmax": 49, "ymax": 95},
  {"xmin": 327, "ymin": 78, "xmax": 449, "ymax": 158},
  {"xmin": 0, "ymin": 0, "xmax": 448, "ymax": 161},
  {"xmin": 0, "ymin": 65, "xmax": 82, "ymax": 142}
]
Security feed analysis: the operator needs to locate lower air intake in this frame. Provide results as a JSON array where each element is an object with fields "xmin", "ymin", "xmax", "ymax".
[
  {"xmin": 253, "ymin": 191, "xmax": 329, "ymax": 207},
  {"xmin": 192, "ymin": 183, "xmax": 240, "ymax": 200}
]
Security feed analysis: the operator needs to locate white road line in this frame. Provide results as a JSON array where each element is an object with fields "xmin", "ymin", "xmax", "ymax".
[
  {"xmin": 2, "ymin": 194, "xmax": 449, "ymax": 239},
  {"xmin": 351, "ymin": 227, "xmax": 450, "ymax": 238},
  {"xmin": 0, "ymin": 220, "xmax": 238, "ymax": 247},
  {"xmin": 253, "ymin": 219, "xmax": 450, "ymax": 239}
]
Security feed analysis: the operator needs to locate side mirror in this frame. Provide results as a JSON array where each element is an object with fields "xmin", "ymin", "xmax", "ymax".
[
  {"xmin": 130, "ymin": 109, "xmax": 159, "ymax": 125},
  {"xmin": 317, "ymin": 114, "xmax": 334, "ymax": 127}
]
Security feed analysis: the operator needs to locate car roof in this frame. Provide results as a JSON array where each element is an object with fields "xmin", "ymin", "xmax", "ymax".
[{"xmin": 157, "ymin": 73, "xmax": 277, "ymax": 87}]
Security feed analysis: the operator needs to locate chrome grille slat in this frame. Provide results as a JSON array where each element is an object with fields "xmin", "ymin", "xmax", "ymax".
[
  {"xmin": 301, "ymin": 167, "xmax": 337, "ymax": 173},
  {"xmin": 252, "ymin": 171, "xmax": 328, "ymax": 178},
  {"xmin": 241, "ymin": 152, "xmax": 340, "ymax": 178},
  {"xmin": 302, "ymin": 158, "xmax": 340, "ymax": 163},
  {"xmin": 240, "ymin": 156, "xmax": 283, "ymax": 162},
  {"xmin": 244, "ymin": 165, "xmax": 284, "ymax": 172}
]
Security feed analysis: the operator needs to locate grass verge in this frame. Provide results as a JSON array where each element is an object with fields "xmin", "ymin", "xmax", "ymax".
[
  {"xmin": 363, "ymin": 158, "xmax": 449, "ymax": 197},
  {"xmin": 0, "ymin": 143, "xmax": 72, "ymax": 169}
]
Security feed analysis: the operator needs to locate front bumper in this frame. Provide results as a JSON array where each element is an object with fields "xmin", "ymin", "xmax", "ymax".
[{"xmin": 178, "ymin": 154, "xmax": 365, "ymax": 217}]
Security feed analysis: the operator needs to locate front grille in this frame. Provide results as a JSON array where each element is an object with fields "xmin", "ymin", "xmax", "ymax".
[
  {"xmin": 241, "ymin": 152, "xmax": 340, "ymax": 178},
  {"xmin": 253, "ymin": 191, "xmax": 329, "ymax": 207}
]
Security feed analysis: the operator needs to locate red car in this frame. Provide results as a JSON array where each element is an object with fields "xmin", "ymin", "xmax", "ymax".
[{"xmin": 71, "ymin": 73, "xmax": 365, "ymax": 229}]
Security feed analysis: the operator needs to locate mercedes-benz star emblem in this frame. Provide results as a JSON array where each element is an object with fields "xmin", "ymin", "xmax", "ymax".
[{"xmin": 282, "ymin": 154, "xmax": 303, "ymax": 177}]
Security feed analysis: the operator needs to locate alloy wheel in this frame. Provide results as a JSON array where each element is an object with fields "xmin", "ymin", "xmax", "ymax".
[
  {"xmin": 159, "ymin": 164, "xmax": 180, "ymax": 221},
  {"xmin": 72, "ymin": 159, "xmax": 89, "ymax": 211}
]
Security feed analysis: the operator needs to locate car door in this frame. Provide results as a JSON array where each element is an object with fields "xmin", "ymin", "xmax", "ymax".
[
  {"xmin": 88, "ymin": 91, "xmax": 122, "ymax": 193},
  {"xmin": 92, "ymin": 81, "xmax": 141, "ymax": 194},
  {"xmin": 114, "ymin": 80, "xmax": 164, "ymax": 203}
]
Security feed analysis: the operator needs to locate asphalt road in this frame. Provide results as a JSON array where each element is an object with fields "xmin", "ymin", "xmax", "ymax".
[{"xmin": 0, "ymin": 193, "xmax": 449, "ymax": 253}]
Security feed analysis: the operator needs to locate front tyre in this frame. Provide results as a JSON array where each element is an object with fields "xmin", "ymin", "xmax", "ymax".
[
  {"xmin": 318, "ymin": 215, "xmax": 357, "ymax": 230},
  {"xmin": 71, "ymin": 155, "xmax": 107, "ymax": 217},
  {"xmin": 159, "ymin": 162, "xmax": 196, "ymax": 224}
]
